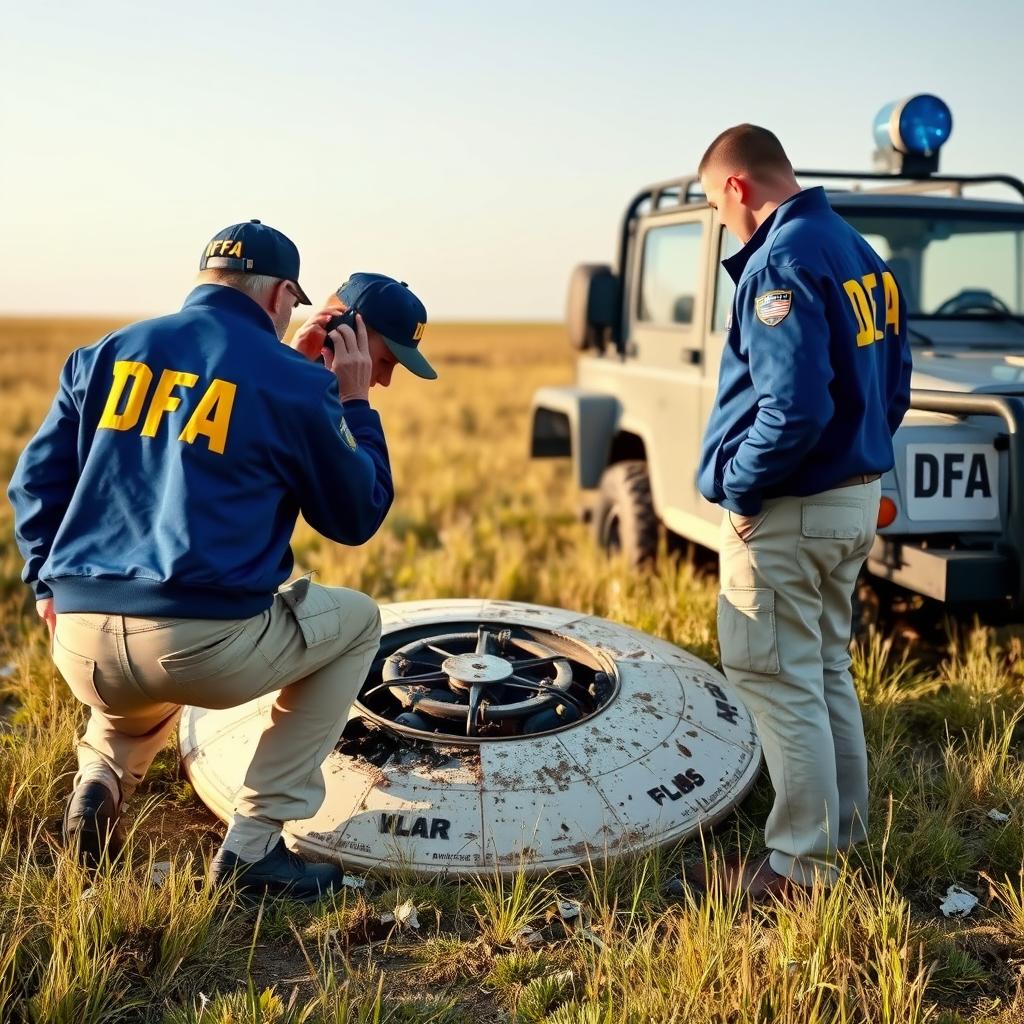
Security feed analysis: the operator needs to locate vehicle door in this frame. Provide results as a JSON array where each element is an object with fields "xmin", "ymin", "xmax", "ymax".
[
  {"xmin": 618, "ymin": 209, "xmax": 713, "ymax": 532},
  {"xmin": 696, "ymin": 223, "xmax": 742, "ymax": 538}
]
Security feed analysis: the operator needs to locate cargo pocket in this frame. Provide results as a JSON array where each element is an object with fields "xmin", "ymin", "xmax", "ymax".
[
  {"xmin": 158, "ymin": 625, "xmax": 257, "ymax": 684},
  {"xmin": 801, "ymin": 503, "xmax": 861, "ymax": 540},
  {"xmin": 717, "ymin": 588, "xmax": 780, "ymax": 675},
  {"xmin": 279, "ymin": 579, "xmax": 343, "ymax": 648},
  {"xmin": 52, "ymin": 634, "xmax": 110, "ymax": 711}
]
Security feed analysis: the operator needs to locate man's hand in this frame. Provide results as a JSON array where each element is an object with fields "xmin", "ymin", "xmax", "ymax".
[
  {"xmin": 323, "ymin": 313, "xmax": 372, "ymax": 403},
  {"xmin": 289, "ymin": 308, "xmax": 339, "ymax": 361},
  {"xmin": 36, "ymin": 598, "xmax": 55, "ymax": 644}
]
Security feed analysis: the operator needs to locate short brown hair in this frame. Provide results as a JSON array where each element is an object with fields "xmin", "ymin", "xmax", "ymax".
[{"xmin": 698, "ymin": 124, "xmax": 792, "ymax": 181}]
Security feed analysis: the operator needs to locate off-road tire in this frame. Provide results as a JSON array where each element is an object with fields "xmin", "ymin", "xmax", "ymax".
[{"xmin": 593, "ymin": 461, "xmax": 658, "ymax": 567}]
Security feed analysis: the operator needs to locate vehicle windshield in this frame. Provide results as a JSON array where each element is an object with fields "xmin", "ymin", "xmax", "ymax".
[{"xmin": 841, "ymin": 209, "xmax": 1024, "ymax": 321}]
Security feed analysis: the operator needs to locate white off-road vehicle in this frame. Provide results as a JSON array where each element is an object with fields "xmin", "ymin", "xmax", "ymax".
[{"xmin": 531, "ymin": 96, "xmax": 1024, "ymax": 616}]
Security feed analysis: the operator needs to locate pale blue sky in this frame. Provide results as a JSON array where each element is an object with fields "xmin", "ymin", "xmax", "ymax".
[{"xmin": 2, "ymin": 0, "xmax": 1022, "ymax": 320}]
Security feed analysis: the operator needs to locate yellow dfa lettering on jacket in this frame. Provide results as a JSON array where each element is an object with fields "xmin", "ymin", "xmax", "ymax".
[
  {"xmin": 97, "ymin": 360, "xmax": 236, "ymax": 455},
  {"xmin": 98, "ymin": 361, "xmax": 153, "ymax": 431},
  {"xmin": 842, "ymin": 270, "xmax": 899, "ymax": 348},
  {"xmin": 178, "ymin": 379, "xmax": 236, "ymax": 455}
]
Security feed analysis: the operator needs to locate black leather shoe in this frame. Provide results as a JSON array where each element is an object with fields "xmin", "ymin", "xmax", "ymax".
[
  {"xmin": 210, "ymin": 837, "xmax": 342, "ymax": 903},
  {"xmin": 62, "ymin": 781, "xmax": 124, "ymax": 868}
]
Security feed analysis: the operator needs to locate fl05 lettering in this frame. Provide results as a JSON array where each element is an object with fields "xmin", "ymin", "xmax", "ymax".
[{"xmin": 842, "ymin": 270, "xmax": 900, "ymax": 348}]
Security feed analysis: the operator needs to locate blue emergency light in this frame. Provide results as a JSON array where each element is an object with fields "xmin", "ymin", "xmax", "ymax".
[{"xmin": 873, "ymin": 95, "xmax": 952, "ymax": 174}]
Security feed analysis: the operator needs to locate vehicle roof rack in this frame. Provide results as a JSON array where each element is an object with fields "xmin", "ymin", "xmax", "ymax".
[
  {"xmin": 616, "ymin": 170, "xmax": 1024, "ymax": 275},
  {"xmin": 794, "ymin": 170, "xmax": 1024, "ymax": 201}
]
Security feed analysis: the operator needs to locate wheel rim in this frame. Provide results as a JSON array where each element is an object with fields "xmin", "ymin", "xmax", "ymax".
[{"xmin": 350, "ymin": 620, "xmax": 618, "ymax": 744}]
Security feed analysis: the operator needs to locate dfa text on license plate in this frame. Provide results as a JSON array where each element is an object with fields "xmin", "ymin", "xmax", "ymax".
[{"xmin": 905, "ymin": 444, "xmax": 999, "ymax": 522}]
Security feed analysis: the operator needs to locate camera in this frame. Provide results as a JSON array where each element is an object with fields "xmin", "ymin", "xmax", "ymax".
[{"xmin": 321, "ymin": 308, "xmax": 358, "ymax": 354}]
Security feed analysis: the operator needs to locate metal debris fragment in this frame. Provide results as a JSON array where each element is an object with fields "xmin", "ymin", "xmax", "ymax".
[
  {"xmin": 149, "ymin": 860, "xmax": 173, "ymax": 888},
  {"xmin": 381, "ymin": 898, "xmax": 420, "ymax": 930},
  {"xmin": 557, "ymin": 899, "xmax": 581, "ymax": 921},
  {"xmin": 939, "ymin": 885, "xmax": 978, "ymax": 918}
]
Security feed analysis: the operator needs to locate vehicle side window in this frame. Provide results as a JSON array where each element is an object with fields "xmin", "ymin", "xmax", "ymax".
[
  {"xmin": 638, "ymin": 222, "xmax": 702, "ymax": 326},
  {"xmin": 712, "ymin": 229, "xmax": 742, "ymax": 333}
]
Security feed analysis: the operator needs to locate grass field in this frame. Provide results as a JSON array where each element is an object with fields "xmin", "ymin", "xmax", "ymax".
[{"xmin": 1, "ymin": 316, "xmax": 1023, "ymax": 1023}]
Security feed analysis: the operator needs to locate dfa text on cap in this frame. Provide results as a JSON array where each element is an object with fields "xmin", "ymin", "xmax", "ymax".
[{"xmin": 200, "ymin": 219, "xmax": 311, "ymax": 304}]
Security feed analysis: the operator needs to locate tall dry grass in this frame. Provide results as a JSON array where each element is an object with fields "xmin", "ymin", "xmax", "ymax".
[{"xmin": 0, "ymin": 316, "xmax": 1023, "ymax": 1022}]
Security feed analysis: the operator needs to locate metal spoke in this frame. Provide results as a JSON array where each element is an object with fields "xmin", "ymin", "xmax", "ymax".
[
  {"xmin": 475, "ymin": 627, "xmax": 490, "ymax": 655},
  {"xmin": 466, "ymin": 681, "xmax": 486, "ymax": 736},
  {"xmin": 506, "ymin": 678, "xmax": 586, "ymax": 712},
  {"xmin": 509, "ymin": 674, "xmax": 544, "ymax": 689},
  {"xmin": 404, "ymin": 656, "xmax": 447, "ymax": 671},
  {"xmin": 505, "ymin": 655, "xmax": 565, "ymax": 673},
  {"xmin": 383, "ymin": 655, "xmax": 445, "ymax": 675},
  {"xmin": 360, "ymin": 676, "xmax": 447, "ymax": 701},
  {"xmin": 394, "ymin": 671, "xmax": 449, "ymax": 685},
  {"xmin": 427, "ymin": 644, "xmax": 459, "ymax": 659}
]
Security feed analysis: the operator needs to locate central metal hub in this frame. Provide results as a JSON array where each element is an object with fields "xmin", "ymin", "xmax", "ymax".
[{"xmin": 442, "ymin": 653, "xmax": 513, "ymax": 688}]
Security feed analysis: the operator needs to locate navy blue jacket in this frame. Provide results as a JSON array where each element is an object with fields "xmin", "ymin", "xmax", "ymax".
[
  {"xmin": 697, "ymin": 187, "xmax": 912, "ymax": 515},
  {"xmin": 8, "ymin": 285, "xmax": 394, "ymax": 618}
]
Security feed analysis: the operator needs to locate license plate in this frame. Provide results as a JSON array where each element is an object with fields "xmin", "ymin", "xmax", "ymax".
[{"xmin": 905, "ymin": 444, "xmax": 999, "ymax": 521}]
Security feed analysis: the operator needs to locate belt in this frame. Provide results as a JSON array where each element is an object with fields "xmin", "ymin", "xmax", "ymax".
[{"xmin": 834, "ymin": 473, "xmax": 881, "ymax": 488}]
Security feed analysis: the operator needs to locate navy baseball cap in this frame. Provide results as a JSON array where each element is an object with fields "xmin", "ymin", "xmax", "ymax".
[
  {"xmin": 336, "ymin": 273, "xmax": 435, "ymax": 380},
  {"xmin": 200, "ymin": 220, "xmax": 311, "ymax": 304}
]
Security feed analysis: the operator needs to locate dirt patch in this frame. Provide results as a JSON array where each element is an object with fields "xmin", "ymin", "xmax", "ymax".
[{"xmin": 128, "ymin": 798, "xmax": 223, "ymax": 860}]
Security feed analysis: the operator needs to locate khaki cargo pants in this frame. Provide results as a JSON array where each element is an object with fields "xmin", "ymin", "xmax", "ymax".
[
  {"xmin": 51, "ymin": 579, "xmax": 381, "ymax": 841},
  {"xmin": 717, "ymin": 480, "xmax": 880, "ymax": 886}
]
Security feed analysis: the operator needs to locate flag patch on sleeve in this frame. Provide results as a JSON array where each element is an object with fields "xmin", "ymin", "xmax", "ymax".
[
  {"xmin": 754, "ymin": 290, "xmax": 793, "ymax": 326},
  {"xmin": 339, "ymin": 418, "xmax": 358, "ymax": 450}
]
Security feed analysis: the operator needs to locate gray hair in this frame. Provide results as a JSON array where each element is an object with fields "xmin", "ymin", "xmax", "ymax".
[{"xmin": 196, "ymin": 269, "xmax": 281, "ymax": 302}]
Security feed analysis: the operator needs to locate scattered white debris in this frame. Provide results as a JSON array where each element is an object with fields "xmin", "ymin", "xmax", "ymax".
[
  {"xmin": 341, "ymin": 874, "xmax": 366, "ymax": 890},
  {"xmin": 557, "ymin": 899, "xmax": 581, "ymax": 921},
  {"xmin": 515, "ymin": 926, "xmax": 544, "ymax": 946},
  {"xmin": 0, "ymin": 665, "xmax": 14, "ymax": 679},
  {"xmin": 381, "ymin": 898, "xmax": 419, "ymax": 930},
  {"xmin": 988, "ymin": 809, "xmax": 1010, "ymax": 823},
  {"xmin": 149, "ymin": 860, "xmax": 173, "ymax": 888},
  {"xmin": 939, "ymin": 885, "xmax": 979, "ymax": 918}
]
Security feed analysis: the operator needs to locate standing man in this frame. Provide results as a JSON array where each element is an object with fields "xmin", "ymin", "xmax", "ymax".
[
  {"xmin": 695, "ymin": 126, "xmax": 912, "ymax": 898},
  {"xmin": 8, "ymin": 220, "xmax": 434, "ymax": 901}
]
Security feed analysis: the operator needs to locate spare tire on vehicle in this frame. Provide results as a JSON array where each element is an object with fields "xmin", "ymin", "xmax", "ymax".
[{"xmin": 566, "ymin": 263, "xmax": 618, "ymax": 352}]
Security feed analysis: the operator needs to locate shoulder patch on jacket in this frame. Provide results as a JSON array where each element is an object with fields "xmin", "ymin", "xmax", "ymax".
[
  {"xmin": 339, "ymin": 418, "xmax": 358, "ymax": 450},
  {"xmin": 754, "ymin": 290, "xmax": 793, "ymax": 327}
]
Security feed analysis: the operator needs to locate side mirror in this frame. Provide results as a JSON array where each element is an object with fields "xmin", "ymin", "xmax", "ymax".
[{"xmin": 566, "ymin": 263, "xmax": 619, "ymax": 353}]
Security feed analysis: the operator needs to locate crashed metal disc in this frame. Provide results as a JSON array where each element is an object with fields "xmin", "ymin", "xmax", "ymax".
[{"xmin": 178, "ymin": 599, "xmax": 761, "ymax": 876}]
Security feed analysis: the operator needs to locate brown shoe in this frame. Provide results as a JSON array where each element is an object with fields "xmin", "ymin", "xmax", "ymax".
[{"xmin": 680, "ymin": 850, "xmax": 811, "ymax": 905}]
